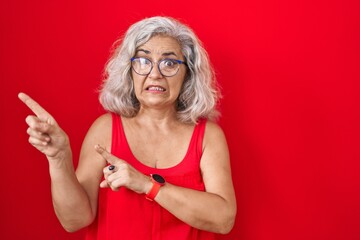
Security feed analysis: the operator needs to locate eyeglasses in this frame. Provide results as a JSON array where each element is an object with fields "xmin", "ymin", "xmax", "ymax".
[{"xmin": 130, "ymin": 57, "xmax": 186, "ymax": 77}]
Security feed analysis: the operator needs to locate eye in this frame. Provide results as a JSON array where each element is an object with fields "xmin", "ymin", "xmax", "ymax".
[
  {"xmin": 139, "ymin": 57, "xmax": 151, "ymax": 65},
  {"xmin": 162, "ymin": 59, "xmax": 177, "ymax": 68}
]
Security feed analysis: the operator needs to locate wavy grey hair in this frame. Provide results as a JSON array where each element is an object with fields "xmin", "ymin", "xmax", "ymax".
[{"xmin": 99, "ymin": 16, "xmax": 221, "ymax": 124}]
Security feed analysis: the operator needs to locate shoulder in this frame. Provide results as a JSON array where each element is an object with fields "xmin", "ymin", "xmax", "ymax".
[
  {"xmin": 91, "ymin": 112, "xmax": 112, "ymax": 126},
  {"xmin": 83, "ymin": 113, "xmax": 112, "ymax": 146},
  {"xmin": 86, "ymin": 113, "xmax": 112, "ymax": 133},
  {"xmin": 203, "ymin": 120, "xmax": 227, "ymax": 145},
  {"xmin": 201, "ymin": 120, "xmax": 229, "ymax": 159}
]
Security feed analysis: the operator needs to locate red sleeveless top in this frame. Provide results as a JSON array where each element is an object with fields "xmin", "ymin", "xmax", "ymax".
[{"xmin": 85, "ymin": 113, "xmax": 216, "ymax": 240}]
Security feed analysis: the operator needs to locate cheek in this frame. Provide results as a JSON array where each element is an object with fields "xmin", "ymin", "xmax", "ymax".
[
  {"xmin": 171, "ymin": 80, "xmax": 185, "ymax": 97},
  {"xmin": 173, "ymin": 70, "xmax": 186, "ymax": 89},
  {"xmin": 132, "ymin": 76, "xmax": 145, "ymax": 90}
]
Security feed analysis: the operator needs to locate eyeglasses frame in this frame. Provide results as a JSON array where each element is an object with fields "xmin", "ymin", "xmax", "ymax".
[{"xmin": 130, "ymin": 57, "xmax": 187, "ymax": 77}]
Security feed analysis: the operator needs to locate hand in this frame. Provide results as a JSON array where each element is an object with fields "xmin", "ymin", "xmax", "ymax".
[
  {"xmin": 18, "ymin": 92, "xmax": 71, "ymax": 162},
  {"xmin": 95, "ymin": 145, "xmax": 151, "ymax": 194}
]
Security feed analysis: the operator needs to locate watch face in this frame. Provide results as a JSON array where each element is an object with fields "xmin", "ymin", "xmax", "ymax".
[{"xmin": 152, "ymin": 174, "xmax": 165, "ymax": 184}]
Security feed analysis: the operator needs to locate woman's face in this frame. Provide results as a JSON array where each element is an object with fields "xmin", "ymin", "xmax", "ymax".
[{"xmin": 131, "ymin": 35, "xmax": 186, "ymax": 112}]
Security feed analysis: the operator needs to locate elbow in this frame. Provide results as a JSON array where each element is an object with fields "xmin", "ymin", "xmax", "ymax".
[
  {"xmin": 62, "ymin": 220, "xmax": 91, "ymax": 233},
  {"xmin": 60, "ymin": 214, "xmax": 95, "ymax": 233},
  {"xmin": 62, "ymin": 221, "xmax": 87, "ymax": 233},
  {"xmin": 218, "ymin": 221, "xmax": 235, "ymax": 234},
  {"xmin": 62, "ymin": 224, "xmax": 85, "ymax": 233},
  {"xmin": 216, "ymin": 215, "xmax": 236, "ymax": 234},
  {"xmin": 214, "ymin": 206, "xmax": 237, "ymax": 234},
  {"xmin": 63, "ymin": 226, "xmax": 80, "ymax": 233}
]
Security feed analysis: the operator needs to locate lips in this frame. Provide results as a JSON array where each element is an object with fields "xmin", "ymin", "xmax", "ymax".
[{"xmin": 146, "ymin": 85, "xmax": 166, "ymax": 92}]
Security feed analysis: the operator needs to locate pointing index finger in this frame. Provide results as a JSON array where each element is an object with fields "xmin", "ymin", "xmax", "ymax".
[
  {"xmin": 18, "ymin": 92, "xmax": 52, "ymax": 121},
  {"xmin": 95, "ymin": 144, "xmax": 117, "ymax": 165}
]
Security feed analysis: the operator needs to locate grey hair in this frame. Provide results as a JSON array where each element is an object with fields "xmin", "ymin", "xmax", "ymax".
[{"xmin": 99, "ymin": 16, "xmax": 221, "ymax": 124}]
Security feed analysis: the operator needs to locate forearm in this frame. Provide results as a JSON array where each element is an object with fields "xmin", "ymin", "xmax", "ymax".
[
  {"xmin": 19, "ymin": 93, "xmax": 98, "ymax": 232},
  {"xmin": 49, "ymin": 153, "xmax": 94, "ymax": 232},
  {"xmin": 155, "ymin": 183, "xmax": 236, "ymax": 234}
]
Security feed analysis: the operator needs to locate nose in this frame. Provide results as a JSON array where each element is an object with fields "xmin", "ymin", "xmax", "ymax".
[{"xmin": 148, "ymin": 64, "xmax": 163, "ymax": 79}]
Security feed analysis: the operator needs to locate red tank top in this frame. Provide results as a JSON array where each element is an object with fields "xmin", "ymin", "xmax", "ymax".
[{"xmin": 85, "ymin": 113, "xmax": 216, "ymax": 240}]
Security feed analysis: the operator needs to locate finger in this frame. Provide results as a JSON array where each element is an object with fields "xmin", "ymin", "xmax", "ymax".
[
  {"xmin": 108, "ymin": 179, "xmax": 121, "ymax": 192},
  {"xmin": 18, "ymin": 92, "xmax": 55, "ymax": 124},
  {"xmin": 100, "ymin": 178, "xmax": 119, "ymax": 192},
  {"xmin": 95, "ymin": 144, "xmax": 122, "ymax": 165},
  {"xmin": 27, "ymin": 127, "xmax": 51, "ymax": 143},
  {"xmin": 26, "ymin": 115, "xmax": 52, "ymax": 133},
  {"xmin": 100, "ymin": 179, "xmax": 110, "ymax": 188},
  {"xmin": 102, "ymin": 165, "xmax": 116, "ymax": 178},
  {"xmin": 29, "ymin": 136, "xmax": 49, "ymax": 146}
]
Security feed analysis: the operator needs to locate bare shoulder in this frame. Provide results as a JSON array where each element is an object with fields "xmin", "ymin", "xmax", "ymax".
[
  {"xmin": 83, "ymin": 113, "xmax": 112, "ymax": 143},
  {"xmin": 203, "ymin": 120, "xmax": 228, "ymax": 149},
  {"xmin": 88, "ymin": 112, "xmax": 112, "ymax": 132}
]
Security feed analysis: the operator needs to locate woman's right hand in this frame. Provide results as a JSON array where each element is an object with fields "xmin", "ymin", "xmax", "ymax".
[{"xmin": 18, "ymin": 92, "xmax": 71, "ymax": 162}]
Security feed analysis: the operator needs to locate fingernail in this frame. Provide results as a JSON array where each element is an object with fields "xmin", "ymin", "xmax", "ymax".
[
  {"xmin": 95, "ymin": 144, "xmax": 104, "ymax": 151},
  {"xmin": 108, "ymin": 165, "xmax": 115, "ymax": 171}
]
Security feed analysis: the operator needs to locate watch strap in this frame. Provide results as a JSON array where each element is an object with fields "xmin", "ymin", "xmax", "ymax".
[
  {"xmin": 145, "ymin": 174, "xmax": 165, "ymax": 201},
  {"xmin": 145, "ymin": 181, "xmax": 161, "ymax": 201}
]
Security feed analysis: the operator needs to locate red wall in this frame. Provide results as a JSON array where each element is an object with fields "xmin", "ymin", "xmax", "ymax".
[{"xmin": 1, "ymin": 0, "xmax": 359, "ymax": 239}]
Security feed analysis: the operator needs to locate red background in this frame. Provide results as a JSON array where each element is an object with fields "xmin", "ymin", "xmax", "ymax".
[{"xmin": 1, "ymin": 0, "xmax": 360, "ymax": 239}]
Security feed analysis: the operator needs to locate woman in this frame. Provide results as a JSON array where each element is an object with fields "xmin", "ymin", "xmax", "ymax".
[{"xmin": 19, "ymin": 16, "xmax": 236, "ymax": 239}]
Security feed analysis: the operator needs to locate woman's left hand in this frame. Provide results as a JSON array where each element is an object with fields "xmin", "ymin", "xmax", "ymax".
[{"xmin": 95, "ymin": 145, "xmax": 151, "ymax": 194}]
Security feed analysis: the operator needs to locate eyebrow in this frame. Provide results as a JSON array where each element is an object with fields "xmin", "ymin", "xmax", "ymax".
[
  {"xmin": 136, "ymin": 48, "xmax": 178, "ymax": 57},
  {"xmin": 162, "ymin": 51, "xmax": 178, "ymax": 57},
  {"xmin": 136, "ymin": 49, "xmax": 150, "ymax": 54}
]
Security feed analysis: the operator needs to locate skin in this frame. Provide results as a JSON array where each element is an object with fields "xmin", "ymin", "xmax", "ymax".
[{"xmin": 18, "ymin": 35, "xmax": 237, "ymax": 234}]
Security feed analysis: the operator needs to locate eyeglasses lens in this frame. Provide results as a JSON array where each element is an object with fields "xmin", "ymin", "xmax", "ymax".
[{"xmin": 132, "ymin": 58, "xmax": 180, "ymax": 77}]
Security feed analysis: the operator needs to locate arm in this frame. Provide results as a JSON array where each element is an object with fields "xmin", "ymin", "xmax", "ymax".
[
  {"xmin": 97, "ymin": 121, "xmax": 237, "ymax": 234},
  {"xmin": 18, "ymin": 93, "xmax": 110, "ymax": 232},
  {"xmin": 154, "ymin": 121, "xmax": 237, "ymax": 234},
  {"xmin": 52, "ymin": 113, "xmax": 111, "ymax": 232}
]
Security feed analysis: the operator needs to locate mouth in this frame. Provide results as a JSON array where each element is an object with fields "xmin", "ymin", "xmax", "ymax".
[{"xmin": 146, "ymin": 85, "xmax": 166, "ymax": 92}]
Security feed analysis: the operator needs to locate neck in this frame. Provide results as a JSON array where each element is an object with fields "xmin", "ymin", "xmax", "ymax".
[{"xmin": 135, "ymin": 105, "xmax": 179, "ymax": 128}]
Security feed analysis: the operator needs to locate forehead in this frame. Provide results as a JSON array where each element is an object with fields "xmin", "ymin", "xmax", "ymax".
[{"xmin": 137, "ymin": 35, "xmax": 182, "ymax": 56}]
